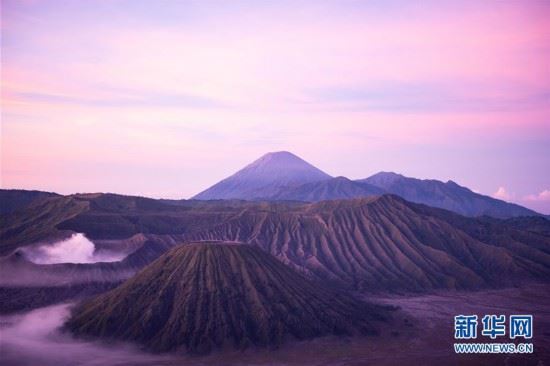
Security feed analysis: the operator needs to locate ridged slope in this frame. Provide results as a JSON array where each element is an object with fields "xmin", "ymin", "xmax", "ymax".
[
  {"xmin": 0, "ymin": 189, "xmax": 59, "ymax": 215},
  {"xmin": 0, "ymin": 195, "xmax": 89, "ymax": 255},
  {"xmin": 66, "ymin": 243, "xmax": 386, "ymax": 354},
  {"xmin": 185, "ymin": 196, "xmax": 550, "ymax": 291},
  {"xmin": 3, "ymin": 193, "xmax": 549, "ymax": 292}
]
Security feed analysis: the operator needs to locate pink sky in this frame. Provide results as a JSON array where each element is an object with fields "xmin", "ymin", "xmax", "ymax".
[{"xmin": 1, "ymin": 1, "xmax": 549, "ymax": 213}]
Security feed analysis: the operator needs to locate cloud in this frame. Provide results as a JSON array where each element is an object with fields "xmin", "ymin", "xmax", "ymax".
[
  {"xmin": 524, "ymin": 189, "xmax": 550, "ymax": 201},
  {"xmin": 493, "ymin": 186, "xmax": 513, "ymax": 201},
  {"xmin": 9, "ymin": 89, "xmax": 226, "ymax": 109},
  {"xmin": 23, "ymin": 233, "xmax": 127, "ymax": 264},
  {"xmin": 302, "ymin": 82, "xmax": 550, "ymax": 113}
]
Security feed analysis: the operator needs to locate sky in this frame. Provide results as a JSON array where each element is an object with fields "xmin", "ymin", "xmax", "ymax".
[{"xmin": 1, "ymin": 0, "xmax": 549, "ymax": 213}]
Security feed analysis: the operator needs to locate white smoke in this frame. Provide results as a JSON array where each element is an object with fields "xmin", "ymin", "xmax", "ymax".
[
  {"xmin": 0, "ymin": 304, "xmax": 180, "ymax": 366},
  {"xmin": 24, "ymin": 233, "xmax": 127, "ymax": 264}
]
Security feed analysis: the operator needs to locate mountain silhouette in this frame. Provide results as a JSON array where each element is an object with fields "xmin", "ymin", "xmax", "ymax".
[
  {"xmin": 193, "ymin": 151, "xmax": 331, "ymax": 200},
  {"xmin": 358, "ymin": 172, "xmax": 539, "ymax": 218},
  {"xmin": 192, "ymin": 152, "xmax": 541, "ymax": 218}
]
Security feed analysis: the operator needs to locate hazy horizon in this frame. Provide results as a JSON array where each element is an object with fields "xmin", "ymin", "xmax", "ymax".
[{"xmin": 1, "ymin": 1, "xmax": 549, "ymax": 213}]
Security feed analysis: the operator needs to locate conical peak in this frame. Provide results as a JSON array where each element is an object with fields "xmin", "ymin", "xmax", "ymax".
[
  {"xmin": 192, "ymin": 151, "xmax": 331, "ymax": 200},
  {"xmin": 248, "ymin": 151, "xmax": 321, "ymax": 170},
  {"xmin": 67, "ymin": 241, "xmax": 386, "ymax": 354}
]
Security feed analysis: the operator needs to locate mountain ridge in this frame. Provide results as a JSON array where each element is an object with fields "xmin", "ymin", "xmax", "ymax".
[
  {"xmin": 358, "ymin": 172, "xmax": 539, "ymax": 218},
  {"xmin": 0, "ymin": 189, "xmax": 60, "ymax": 215},
  {"xmin": 1, "ymin": 193, "xmax": 549, "ymax": 298},
  {"xmin": 183, "ymin": 194, "xmax": 550, "ymax": 291}
]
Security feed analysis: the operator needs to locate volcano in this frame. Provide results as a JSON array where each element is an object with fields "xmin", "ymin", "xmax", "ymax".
[
  {"xmin": 190, "ymin": 152, "xmax": 542, "ymax": 218},
  {"xmin": 192, "ymin": 151, "xmax": 331, "ymax": 200},
  {"xmin": 66, "ymin": 242, "xmax": 388, "ymax": 354}
]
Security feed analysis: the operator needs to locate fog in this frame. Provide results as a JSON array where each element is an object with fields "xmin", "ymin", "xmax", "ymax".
[
  {"xmin": 0, "ymin": 304, "xmax": 180, "ymax": 366},
  {"xmin": 23, "ymin": 234, "xmax": 127, "ymax": 264},
  {"xmin": 0, "ymin": 304, "xmax": 299, "ymax": 366}
]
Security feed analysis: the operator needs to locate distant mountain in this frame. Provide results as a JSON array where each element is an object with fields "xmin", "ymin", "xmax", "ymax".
[
  {"xmin": 273, "ymin": 176, "xmax": 384, "ymax": 201},
  {"xmin": 193, "ymin": 151, "xmax": 331, "ymax": 200},
  {"xmin": 193, "ymin": 152, "xmax": 540, "ymax": 218},
  {"xmin": 0, "ymin": 189, "xmax": 59, "ymax": 215},
  {"xmin": 66, "ymin": 243, "xmax": 388, "ymax": 354},
  {"xmin": 359, "ymin": 172, "xmax": 539, "ymax": 218}
]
